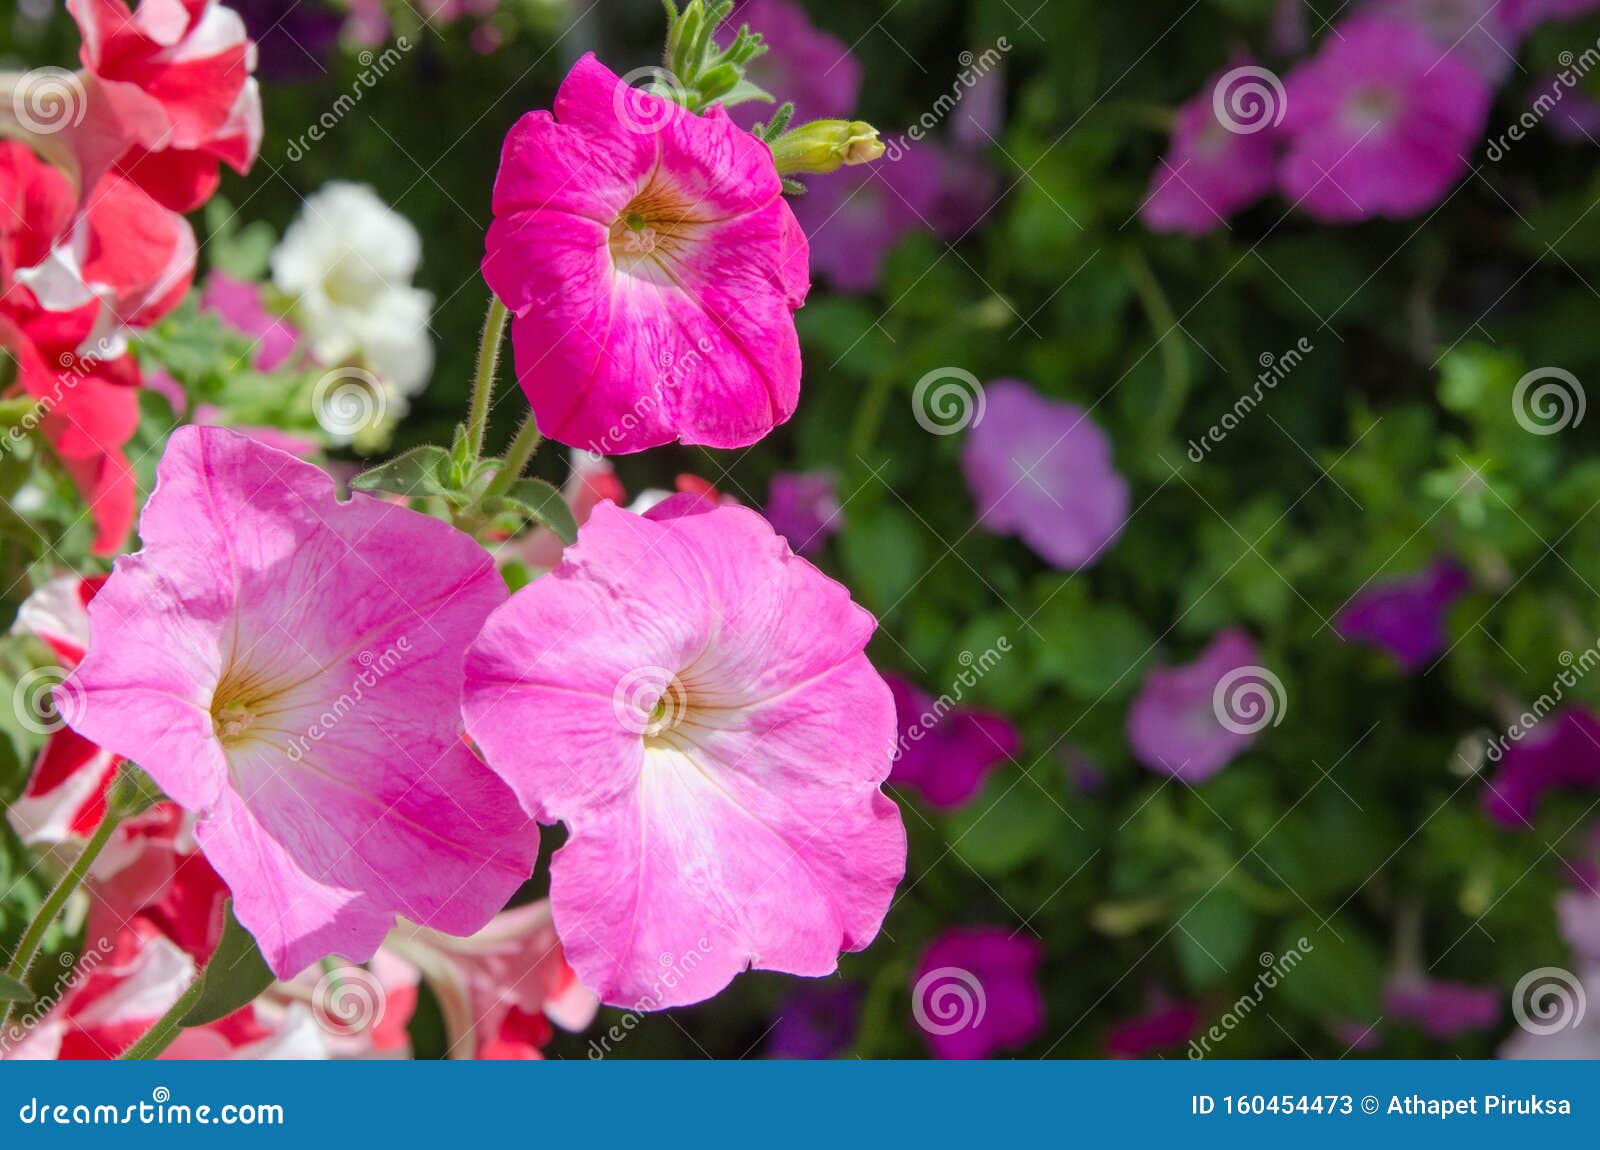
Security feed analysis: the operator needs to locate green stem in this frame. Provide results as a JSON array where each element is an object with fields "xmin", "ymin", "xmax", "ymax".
[
  {"xmin": 118, "ymin": 970, "xmax": 206, "ymax": 1060},
  {"xmin": 465, "ymin": 295, "xmax": 510, "ymax": 460},
  {"xmin": 0, "ymin": 809, "xmax": 124, "ymax": 1034},
  {"xmin": 480, "ymin": 413, "xmax": 543, "ymax": 504},
  {"xmin": 1123, "ymin": 247, "xmax": 1189, "ymax": 456},
  {"xmin": 847, "ymin": 363, "xmax": 897, "ymax": 463}
]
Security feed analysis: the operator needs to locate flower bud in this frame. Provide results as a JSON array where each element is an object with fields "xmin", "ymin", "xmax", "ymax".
[{"xmin": 769, "ymin": 120, "xmax": 884, "ymax": 175}]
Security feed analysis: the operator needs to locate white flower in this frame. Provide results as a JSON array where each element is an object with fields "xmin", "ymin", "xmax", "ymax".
[{"xmin": 271, "ymin": 182, "xmax": 434, "ymax": 395}]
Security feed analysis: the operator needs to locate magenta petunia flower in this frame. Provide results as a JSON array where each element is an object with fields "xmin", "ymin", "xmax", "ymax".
[
  {"xmin": 483, "ymin": 54, "xmax": 810, "ymax": 454},
  {"xmin": 1334, "ymin": 557, "xmax": 1469, "ymax": 672},
  {"xmin": 728, "ymin": 0, "xmax": 861, "ymax": 130},
  {"xmin": 1367, "ymin": 0, "xmax": 1523, "ymax": 81},
  {"xmin": 960, "ymin": 379, "xmax": 1129, "ymax": 569},
  {"xmin": 1142, "ymin": 66, "xmax": 1280, "ymax": 235},
  {"xmin": 1105, "ymin": 996, "xmax": 1202, "ymax": 1058},
  {"xmin": 1482, "ymin": 708, "xmax": 1600, "ymax": 827},
  {"xmin": 61, "ymin": 426, "xmax": 539, "ymax": 977},
  {"xmin": 1503, "ymin": 0, "xmax": 1600, "ymax": 32},
  {"xmin": 461, "ymin": 496, "xmax": 905, "ymax": 1009},
  {"xmin": 911, "ymin": 927, "xmax": 1043, "ymax": 1059},
  {"xmin": 764, "ymin": 469, "xmax": 842, "ymax": 555},
  {"xmin": 790, "ymin": 146, "xmax": 941, "ymax": 292},
  {"xmin": 886, "ymin": 674, "xmax": 1020, "ymax": 811},
  {"xmin": 1278, "ymin": 15, "xmax": 1492, "ymax": 221},
  {"xmin": 1127, "ymin": 628, "xmax": 1272, "ymax": 782},
  {"xmin": 1384, "ymin": 974, "xmax": 1501, "ymax": 1038}
]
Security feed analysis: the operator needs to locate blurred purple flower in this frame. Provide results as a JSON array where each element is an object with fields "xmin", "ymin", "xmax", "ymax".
[
  {"xmin": 1063, "ymin": 747, "xmax": 1106, "ymax": 795},
  {"xmin": 1482, "ymin": 708, "xmax": 1600, "ymax": 827},
  {"xmin": 1334, "ymin": 558, "xmax": 1469, "ymax": 672},
  {"xmin": 951, "ymin": 64, "xmax": 1006, "ymax": 150},
  {"xmin": 729, "ymin": 0, "xmax": 861, "ymax": 129},
  {"xmin": 1127, "ymin": 629, "xmax": 1270, "ymax": 782},
  {"xmin": 886, "ymin": 674, "xmax": 1020, "ymax": 811},
  {"xmin": 791, "ymin": 147, "xmax": 940, "ymax": 292},
  {"xmin": 1278, "ymin": 15, "xmax": 1492, "ymax": 221},
  {"xmin": 1384, "ymin": 975, "xmax": 1501, "ymax": 1038},
  {"xmin": 1504, "ymin": 0, "xmax": 1600, "ymax": 32},
  {"xmin": 765, "ymin": 469, "xmax": 841, "ymax": 555},
  {"xmin": 200, "ymin": 272, "xmax": 302, "ymax": 372},
  {"xmin": 1366, "ymin": 0, "xmax": 1523, "ymax": 81},
  {"xmin": 1142, "ymin": 65, "xmax": 1280, "ymax": 236},
  {"xmin": 960, "ymin": 379, "xmax": 1129, "ymax": 569},
  {"xmin": 912, "ymin": 928, "xmax": 1043, "ymax": 1059},
  {"xmin": 1105, "ymin": 997, "xmax": 1202, "ymax": 1058},
  {"xmin": 767, "ymin": 981, "xmax": 861, "ymax": 1059},
  {"xmin": 929, "ymin": 144, "xmax": 999, "ymax": 238},
  {"xmin": 230, "ymin": 0, "xmax": 342, "ymax": 80}
]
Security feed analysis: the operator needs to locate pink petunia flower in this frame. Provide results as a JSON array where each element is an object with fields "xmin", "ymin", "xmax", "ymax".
[
  {"xmin": 1481, "ymin": 707, "xmax": 1600, "ymax": 828},
  {"xmin": 1126, "ymin": 629, "xmax": 1271, "ymax": 782},
  {"xmin": 728, "ymin": 0, "xmax": 861, "ymax": 130},
  {"xmin": 61, "ymin": 426, "xmax": 540, "ymax": 978},
  {"xmin": 1142, "ymin": 65, "xmax": 1280, "ymax": 236},
  {"xmin": 65, "ymin": 0, "xmax": 262, "ymax": 214},
  {"xmin": 1277, "ymin": 15, "xmax": 1492, "ymax": 221},
  {"xmin": 960, "ymin": 379, "xmax": 1129, "ymax": 569},
  {"xmin": 462, "ymin": 496, "xmax": 905, "ymax": 1009},
  {"xmin": 200, "ymin": 271, "xmax": 302, "ymax": 371},
  {"xmin": 381, "ymin": 900, "xmax": 599, "ymax": 1060},
  {"xmin": 1366, "ymin": 0, "xmax": 1524, "ymax": 81},
  {"xmin": 6, "ymin": 574, "xmax": 121, "ymax": 845},
  {"xmin": 1334, "ymin": 557, "xmax": 1469, "ymax": 672},
  {"xmin": 886, "ymin": 674, "xmax": 1019, "ymax": 811},
  {"xmin": 763, "ymin": 469, "xmax": 841, "ymax": 556},
  {"xmin": 483, "ymin": 55, "xmax": 810, "ymax": 454},
  {"xmin": 911, "ymin": 927, "xmax": 1043, "ymax": 1059}
]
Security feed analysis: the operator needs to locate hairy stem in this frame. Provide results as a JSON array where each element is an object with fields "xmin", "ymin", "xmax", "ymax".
[
  {"xmin": 117, "ymin": 971, "xmax": 206, "ymax": 1061},
  {"xmin": 465, "ymin": 295, "xmax": 510, "ymax": 460}
]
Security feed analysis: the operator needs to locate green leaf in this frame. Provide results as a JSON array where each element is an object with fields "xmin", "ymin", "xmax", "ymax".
[
  {"xmin": 350, "ymin": 445, "xmax": 453, "ymax": 499},
  {"xmin": 948, "ymin": 773, "xmax": 1061, "ymax": 875},
  {"xmin": 181, "ymin": 900, "xmax": 274, "ymax": 1027},
  {"xmin": 0, "ymin": 971, "xmax": 34, "ymax": 1004},
  {"xmin": 1176, "ymin": 889, "xmax": 1255, "ymax": 991},
  {"xmin": 486, "ymin": 478, "xmax": 578, "ymax": 544}
]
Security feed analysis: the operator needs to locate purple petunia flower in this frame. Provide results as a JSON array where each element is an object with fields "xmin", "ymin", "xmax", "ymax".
[
  {"xmin": 911, "ymin": 928, "xmax": 1044, "ymax": 1059},
  {"xmin": 1366, "ymin": 0, "xmax": 1524, "ymax": 81},
  {"xmin": 1278, "ymin": 14, "xmax": 1492, "ymax": 221},
  {"xmin": 767, "ymin": 981, "xmax": 861, "ymax": 1059},
  {"xmin": 1384, "ymin": 975, "xmax": 1501, "ymax": 1038},
  {"xmin": 1334, "ymin": 558, "xmax": 1470, "ymax": 672},
  {"xmin": 1105, "ymin": 997, "xmax": 1202, "ymax": 1058},
  {"xmin": 1127, "ymin": 629, "xmax": 1273, "ymax": 782},
  {"xmin": 886, "ymin": 675, "xmax": 1020, "ymax": 811},
  {"xmin": 729, "ymin": 0, "xmax": 861, "ymax": 129},
  {"xmin": 1482, "ymin": 708, "xmax": 1600, "ymax": 827},
  {"xmin": 792, "ymin": 146, "xmax": 941, "ymax": 292},
  {"xmin": 764, "ymin": 469, "xmax": 842, "ymax": 555},
  {"xmin": 960, "ymin": 379, "xmax": 1129, "ymax": 570}
]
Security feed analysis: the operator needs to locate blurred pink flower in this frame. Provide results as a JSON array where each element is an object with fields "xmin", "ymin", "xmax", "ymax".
[
  {"xmin": 483, "ymin": 55, "xmax": 809, "ymax": 453},
  {"xmin": 200, "ymin": 272, "xmax": 302, "ymax": 371},
  {"xmin": 1384, "ymin": 974, "xmax": 1500, "ymax": 1038},
  {"xmin": 886, "ymin": 674, "xmax": 1019, "ymax": 811},
  {"xmin": 1278, "ymin": 15, "xmax": 1492, "ymax": 221},
  {"xmin": 729, "ymin": 0, "xmax": 861, "ymax": 129},
  {"xmin": 764, "ymin": 469, "xmax": 841, "ymax": 555},
  {"xmin": 960, "ymin": 379, "xmax": 1129, "ymax": 569},
  {"xmin": 1366, "ymin": 0, "xmax": 1523, "ymax": 81},
  {"xmin": 462, "ymin": 497, "xmax": 905, "ymax": 1008},
  {"xmin": 912, "ymin": 927, "xmax": 1043, "ymax": 1059},
  {"xmin": 1482, "ymin": 708, "xmax": 1600, "ymax": 827},
  {"xmin": 1334, "ymin": 557, "xmax": 1469, "ymax": 672},
  {"xmin": 63, "ymin": 426, "xmax": 539, "ymax": 977},
  {"xmin": 1105, "ymin": 997, "xmax": 1201, "ymax": 1058},
  {"xmin": 1127, "ymin": 629, "xmax": 1269, "ymax": 782},
  {"xmin": 1142, "ymin": 66, "xmax": 1280, "ymax": 235}
]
